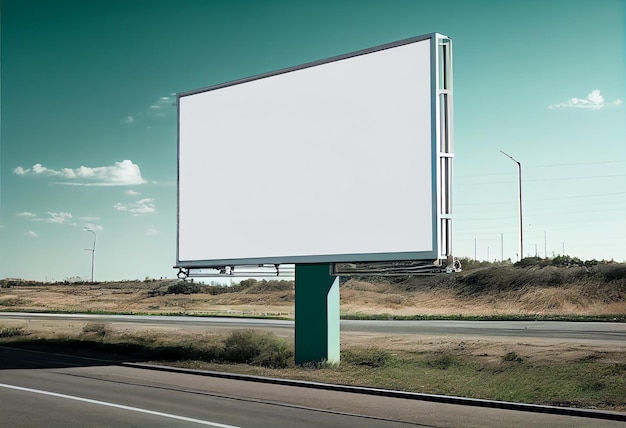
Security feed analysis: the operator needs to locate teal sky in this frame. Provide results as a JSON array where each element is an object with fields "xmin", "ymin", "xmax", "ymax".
[{"xmin": 1, "ymin": 0, "xmax": 625, "ymax": 281}]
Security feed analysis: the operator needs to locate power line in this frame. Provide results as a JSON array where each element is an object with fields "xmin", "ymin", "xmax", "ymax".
[
  {"xmin": 526, "ymin": 174, "xmax": 626, "ymax": 182},
  {"xmin": 455, "ymin": 206, "xmax": 626, "ymax": 223},
  {"xmin": 455, "ymin": 160, "xmax": 626, "ymax": 179},
  {"xmin": 455, "ymin": 172, "xmax": 510, "ymax": 178},
  {"xmin": 455, "ymin": 174, "xmax": 626, "ymax": 186},
  {"xmin": 525, "ymin": 191, "xmax": 626, "ymax": 202},
  {"xmin": 456, "ymin": 191, "xmax": 626, "ymax": 206},
  {"xmin": 529, "ymin": 160, "xmax": 626, "ymax": 169}
]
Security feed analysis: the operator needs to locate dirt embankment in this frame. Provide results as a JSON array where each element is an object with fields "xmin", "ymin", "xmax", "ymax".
[{"xmin": 1, "ymin": 263, "xmax": 625, "ymax": 318}]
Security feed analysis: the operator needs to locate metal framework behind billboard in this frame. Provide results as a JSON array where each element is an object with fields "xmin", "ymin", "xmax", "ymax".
[{"xmin": 176, "ymin": 33, "xmax": 453, "ymax": 269}]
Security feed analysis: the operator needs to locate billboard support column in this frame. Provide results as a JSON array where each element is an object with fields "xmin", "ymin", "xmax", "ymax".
[{"xmin": 295, "ymin": 263, "xmax": 340, "ymax": 365}]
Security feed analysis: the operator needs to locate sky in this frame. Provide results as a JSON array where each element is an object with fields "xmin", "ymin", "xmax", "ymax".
[{"xmin": 1, "ymin": 0, "xmax": 625, "ymax": 282}]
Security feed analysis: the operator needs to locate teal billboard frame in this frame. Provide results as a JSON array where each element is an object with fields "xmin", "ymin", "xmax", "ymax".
[{"xmin": 176, "ymin": 33, "xmax": 453, "ymax": 271}]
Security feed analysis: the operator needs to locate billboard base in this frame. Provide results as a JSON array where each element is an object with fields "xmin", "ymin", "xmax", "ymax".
[
  {"xmin": 333, "ymin": 257, "xmax": 462, "ymax": 276},
  {"xmin": 295, "ymin": 263, "xmax": 340, "ymax": 365}
]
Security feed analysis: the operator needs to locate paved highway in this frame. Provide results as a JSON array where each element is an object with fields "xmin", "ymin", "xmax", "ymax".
[
  {"xmin": 1, "ymin": 312, "xmax": 625, "ymax": 344},
  {"xmin": 1, "ymin": 347, "xmax": 623, "ymax": 427}
]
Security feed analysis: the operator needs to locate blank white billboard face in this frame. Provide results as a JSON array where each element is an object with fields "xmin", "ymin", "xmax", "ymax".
[{"xmin": 178, "ymin": 35, "xmax": 443, "ymax": 267}]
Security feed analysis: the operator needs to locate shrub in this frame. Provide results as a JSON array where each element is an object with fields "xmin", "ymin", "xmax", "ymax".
[
  {"xmin": 222, "ymin": 330, "xmax": 292, "ymax": 368},
  {"xmin": 0, "ymin": 297, "xmax": 27, "ymax": 306},
  {"xmin": 0, "ymin": 327, "xmax": 25, "ymax": 337},
  {"xmin": 597, "ymin": 264, "xmax": 626, "ymax": 283},
  {"xmin": 237, "ymin": 279, "xmax": 257, "ymax": 289},
  {"xmin": 550, "ymin": 255, "xmax": 582, "ymax": 267},
  {"xmin": 501, "ymin": 351, "xmax": 523, "ymax": 363},
  {"xmin": 82, "ymin": 323, "xmax": 107, "ymax": 337},
  {"xmin": 456, "ymin": 257, "xmax": 505, "ymax": 271},
  {"xmin": 166, "ymin": 281, "xmax": 201, "ymax": 295},
  {"xmin": 514, "ymin": 257, "xmax": 550, "ymax": 268},
  {"xmin": 244, "ymin": 279, "xmax": 294, "ymax": 294},
  {"xmin": 456, "ymin": 267, "xmax": 520, "ymax": 294}
]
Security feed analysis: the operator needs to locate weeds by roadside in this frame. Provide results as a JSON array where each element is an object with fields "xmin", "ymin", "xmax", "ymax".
[
  {"xmin": 0, "ymin": 327, "xmax": 25, "ymax": 337},
  {"xmin": 1, "ymin": 327, "xmax": 292, "ymax": 369},
  {"xmin": 82, "ymin": 323, "xmax": 107, "ymax": 337}
]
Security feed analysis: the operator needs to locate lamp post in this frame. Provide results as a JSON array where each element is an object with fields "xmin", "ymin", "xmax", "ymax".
[
  {"xmin": 500, "ymin": 150, "xmax": 523, "ymax": 261},
  {"xmin": 84, "ymin": 229, "xmax": 96, "ymax": 282}
]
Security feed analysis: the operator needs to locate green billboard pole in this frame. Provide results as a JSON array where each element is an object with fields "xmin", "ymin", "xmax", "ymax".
[{"xmin": 294, "ymin": 263, "xmax": 340, "ymax": 365}]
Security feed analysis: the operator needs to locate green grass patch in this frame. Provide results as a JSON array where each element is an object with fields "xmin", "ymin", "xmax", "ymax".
[
  {"xmin": 342, "ymin": 347, "xmax": 393, "ymax": 368},
  {"xmin": 221, "ymin": 329, "xmax": 293, "ymax": 368},
  {"xmin": 340, "ymin": 313, "xmax": 626, "ymax": 323},
  {"xmin": 157, "ymin": 346, "xmax": 626, "ymax": 411}
]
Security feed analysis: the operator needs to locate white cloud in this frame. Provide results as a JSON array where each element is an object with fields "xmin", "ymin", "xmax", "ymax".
[
  {"xmin": 83, "ymin": 223, "xmax": 104, "ymax": 232},
  {"xmin": 146, "ymin": 226, "xmax": 159, "ymax": 236},
  {"xmin": 549, "ymin": 89, "xmax": 622, "ymax": 110},
  {"xmin": 25, "ymin": 230, "xmax": 38, "ymax": 238},
  {"xmin": 32, "ymin": 164, "xmax": 52, "ymax": 174},
  {"xmin": 13, "ymin": 160, "xmax": 147, "ymax": 186},
  {"xmin": 32, "ymin": 211, "xmax": 72, "ymax": 224},
  {"xmin": 114, "ymin": 198, "xmax": 156, "ymax": 216},
  {"xmin": 125, "ymin": 189, "xmax": 140, "ymax": 196},
  {"xmin": 147, "ymin": 94, "xmax": 175, "ymax": 117},
  {"xmin": 121, "ymin": 93, "xmax": 175, "ymax": 127},
  {"xmin": 46, "ymin": 212, "xmax": 73, "ymax": 224},
  {"xmin": 18, "ymin": 210, "xmax": 103, "ymax": 231}
]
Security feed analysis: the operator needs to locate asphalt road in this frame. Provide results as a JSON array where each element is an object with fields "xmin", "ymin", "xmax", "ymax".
[
  {"xmin": 1, "ymin": 347, "xmax": 623, "ymax": 427},
  {"xmin": 1, "ymin": 312, "xmax": 625, "ymax": 344}
]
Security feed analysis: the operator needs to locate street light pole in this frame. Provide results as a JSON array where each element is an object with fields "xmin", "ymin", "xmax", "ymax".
[
  {"xmin": 84, "ymin": 229, "xmax": 96, "ymax": 282},
  {"xmin": 500, "ymin": 150, "xmax": 523, "ymax": 261}
]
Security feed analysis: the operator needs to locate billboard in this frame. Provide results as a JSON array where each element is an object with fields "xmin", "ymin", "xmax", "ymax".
[{"xmin": 177, "ymin": 33, "xmax": 453, "ymax": 269}]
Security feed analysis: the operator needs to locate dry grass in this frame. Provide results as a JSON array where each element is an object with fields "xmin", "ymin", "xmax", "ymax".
[
  {"xmin": 1, "ymin": 271, "xmax": 625, "ymax": 319},
  {"xmin": 339, "ymin": 281, "xmax": 626, "ymax": 317}
]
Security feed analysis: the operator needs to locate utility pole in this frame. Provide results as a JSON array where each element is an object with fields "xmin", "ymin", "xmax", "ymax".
[
  {"xmin": 500, "ymin": 151, "xmax": 523, "ymax": 261},
  {"xmin": 84, "ymin": 229, "xmax": 96, "ymax": 282},
  {"xmin": 474, "ymin": 238, "xmax": 477, "ymax": 260}
]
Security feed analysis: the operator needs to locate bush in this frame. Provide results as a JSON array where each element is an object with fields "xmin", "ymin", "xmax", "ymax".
[
  {"xmin": 456, "ymin": 267, "xmax": 521, "ymax": 294},
  {"xmin": 456, "ymin": 257, "xmax": 505, "ymax": 271},
  {"xmin": 0, "ymin": 327, "xmax": 25, "ymax": 337},
  {"xmin": 222, "ymin": 330, "xmax": 292, "ymax": 368},
  {"xmin": 501, "ymin": 351, "xmax": 524, "ymax": 363},
  {"xmin": 82, "ymin": 323, "xmax": 107, "ymax": 337},
  {"xmin": 244, "ymin": 279, "xmax": 294, "ymax": 294},
  {"xmin": 515, "ymin": 257, "xmax": 550, "ymax": 268},
  {"xmin": 166, "ymin": 281, "xmax": 201, "ymax": 295},
  {"xmin": 0, "ymin": 297, "xmax": 27, "ymax": 306},
  {"xmin": 597, "ymin": 264, "xmax": 626, "ymax": 282}
]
